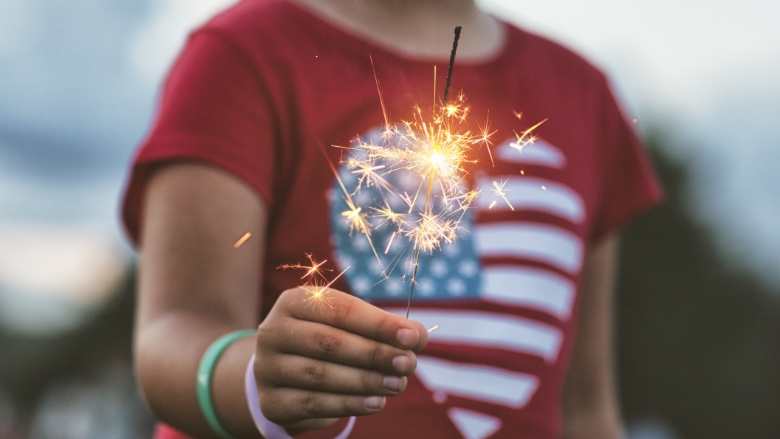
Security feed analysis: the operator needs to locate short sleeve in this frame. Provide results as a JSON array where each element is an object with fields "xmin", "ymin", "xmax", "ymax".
[
  {"xmin": 589, "ymin": 83, "xmax": 663, "ymax": 242},
  {"xmin": 121, "ymin": 29, "xmax": 278, "ymax": 244}
]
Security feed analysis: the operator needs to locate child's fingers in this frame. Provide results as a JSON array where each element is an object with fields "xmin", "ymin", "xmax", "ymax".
[
  {"xmin": 279, "ymin": 288, "xmax": 428, "ymax": 351},
  {"xmin": 259, "ymin": 387, "xmax": 386, "ymax": 424},
  {"xmin": 270, "ymin": 319, "xmax": 416, "ymax": 375},
  {"xmin": 263, "ymin": 353, "xmax": 408, "ymax": 396}
]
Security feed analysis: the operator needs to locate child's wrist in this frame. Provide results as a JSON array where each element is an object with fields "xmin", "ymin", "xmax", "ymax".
[{"xmin": 244, "ymin": 353, "xmax": 357, "ymax": 439}]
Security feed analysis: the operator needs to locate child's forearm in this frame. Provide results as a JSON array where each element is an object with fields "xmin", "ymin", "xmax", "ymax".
[
  {"xmin": 562, "ymin": 237, "xmax": 622, "ymax": 438},
  {"xmin": 134, "ymin": 163, "xmax": 427, "ymax": 438},
  {"xmin": 135, "ymin": 311, "xmax": 262, "ymax": 439},
  {"xmin": 561, "ymin": 406, "xmax": 622, "ymax": 439},
  {"xmin": 135, "ymin": 162, "xmax": 267, "ymax": 437}
]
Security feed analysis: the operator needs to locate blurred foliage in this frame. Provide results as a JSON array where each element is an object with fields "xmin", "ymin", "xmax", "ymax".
[
  {"xmin": 0, "ymin": 270, "xmax": 134, "ymax": 403},
  {"xmin": 0, "ymin": 267, "xmax": 154, "ymax": 436},
  {"xmin": 617, "ymin": 134, "xmax": 780, "ymax": 438}
]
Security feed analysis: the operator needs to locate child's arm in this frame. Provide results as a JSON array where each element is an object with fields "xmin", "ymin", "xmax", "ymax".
[
  {"xmin": 134, "ymin": 162, "xmax": 427, "ymax": 438},
  {"xmin": 561, "ymin": 237, "xmax": 622, "ymax": 439}
]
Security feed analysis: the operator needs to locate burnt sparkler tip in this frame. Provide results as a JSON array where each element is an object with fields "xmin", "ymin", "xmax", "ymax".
[{"xmin": 442, "ymin": 26, "xmax": 463, "ymax": 107}]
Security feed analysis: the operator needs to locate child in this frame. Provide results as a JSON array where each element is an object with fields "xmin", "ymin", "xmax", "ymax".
[{"xmin": 121, "ymin": 0, "xmax": 661, "ymax": 438}]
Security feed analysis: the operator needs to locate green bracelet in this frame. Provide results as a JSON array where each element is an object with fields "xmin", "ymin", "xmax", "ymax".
[{"xmin": 197, "ymin": 329, "xmax": 256, "ymax": 439}]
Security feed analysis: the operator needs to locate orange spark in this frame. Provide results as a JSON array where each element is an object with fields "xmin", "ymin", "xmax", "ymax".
[
  {"xmin": 385, "ymin": 231, "xmax": 397, "ymax": 254},
  {"xmin": 492, "ymin": 180, "xmax": 514, "ymax": 210},
  {"xmin": 234, "ymin": 232, "xmax": 251, "ymax": 248},
  {"xmin": 278, "ymin": 253, "xmax": 332, "ymax": 281},
  {"xmin": 299, "ymin": 265, "xmax": 351, "ymax": 312},
  {"xmin": 279, "ymin": 254, "xmax": 351, "ymax": 313},
  {"xmin": 510, "ymin": 118, "xmax": 548, "ymax": 153}
]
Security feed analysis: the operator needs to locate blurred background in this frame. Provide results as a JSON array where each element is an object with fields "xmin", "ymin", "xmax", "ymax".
[{"xmin": 0, "ymin": 0, "xmax": 778, "ymax": 437}]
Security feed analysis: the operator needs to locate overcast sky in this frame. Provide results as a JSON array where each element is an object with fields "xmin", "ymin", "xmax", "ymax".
[{"xmin": 0, "ymin": 0, "xmax": 778, "ymax": 288}]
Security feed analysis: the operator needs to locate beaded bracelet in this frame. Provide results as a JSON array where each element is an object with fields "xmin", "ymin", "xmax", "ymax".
[
  {"xmin": 245, "ymin": 353, "xmax": 357, "ymax": 439},
  {"xmin": 197, "ymin": 329, "xmax": 257, "ymax": 439}
]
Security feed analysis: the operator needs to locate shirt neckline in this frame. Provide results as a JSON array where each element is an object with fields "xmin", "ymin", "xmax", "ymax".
[{"xmin": 280, "ymin": 0, "xmax": 520, "ymax": 70}]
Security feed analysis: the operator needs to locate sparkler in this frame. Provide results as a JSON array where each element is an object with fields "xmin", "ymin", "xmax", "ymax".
[
  {"xmin": 338, "ymin": 27, "xmax": 482, "ymax": 318},
  {"xmin": 359, "ymin": 27, "xmax": 478, "ymax": 318},
  {"xmin": 327, "ymin": 27, "xmax": 544, "ymax": 319}
]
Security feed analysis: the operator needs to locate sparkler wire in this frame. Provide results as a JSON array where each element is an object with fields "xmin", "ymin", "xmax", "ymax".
[
  {"xmin": 442, "ymin": 26, "xmax": 462, "ymax": 107},
  {"xmin": 405, "ymin": 26, "xmax": 462, "ymax": 319}
]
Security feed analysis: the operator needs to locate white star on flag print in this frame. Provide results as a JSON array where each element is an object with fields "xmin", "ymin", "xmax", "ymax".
[{"xmin": 328, "ymin": 128, "xmax": 584, "ymax": 438}]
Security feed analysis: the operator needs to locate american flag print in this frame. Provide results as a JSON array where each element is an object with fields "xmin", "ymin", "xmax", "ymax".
[
  {"xmin": 329, "ymin": 127, "xmax": 585, "ymax": 439},
  {"xmin": 329, "ymin": 126, "xmax": 482, "ymax": 302}
]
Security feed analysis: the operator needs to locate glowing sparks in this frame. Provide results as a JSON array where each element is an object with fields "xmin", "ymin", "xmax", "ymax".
[
  {"xmin": 476, "ymin": 117, "xmax": 497, "ymax": 166},
  {"xmin": 385, "ymin": 231, "xmax": 397, "ymax": 254},
  {"xmin": 341, "ymin": 205, "xmax": 364, "ymax": 225},
  {"xmin": 372, "ymin": 200, "xmax": 405, "ymax": 226},
  {"xmin": 279, "ymin": 253, "xmax": 331, "ymax": 281},
  {"xmin": 337, "ymin": 91, "xmax": 494, "ymax": 319},
  {"xmin": 279, "ymin": 254, "xmax": 350, "ymax": 312},
  {"xmin": 298, "ymin": 265, "xmax": 350, "ymax": 312},
  {"xmin": 233, "ymin": 232, "xmax": 251, "ymax": 248},
  {"xmin": 320, "ymin": 144, "xmax": 383, "ymax": 264},
  {"xmin": 491, "ymin": 180, "xmax": 514, "ymax": 211},
  {"xmin": 343, "ymin": 98, "xmax": 482, "ymax": 258},
  {"xmin": 510, "ymin": 118, "xmax": 548, "ymax": 153},
  {"xmin": 322, "ymin": 28, "xmax": 545, "ymax": 318},
  {"xmin": 332, "ymin": 61, "xmax": 544, "ymax": 319},
  {"xmin": 278, "ymin": 255, "xmax": 324, "ymax": 281},
  {"xmin": 427, "ymin": 325, "xmax": 439, "ymax": 333}
]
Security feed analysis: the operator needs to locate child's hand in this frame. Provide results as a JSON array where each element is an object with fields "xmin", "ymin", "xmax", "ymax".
[{"xmin": 253, "ymin": 287, "xmax": 428, "ymax": 433}]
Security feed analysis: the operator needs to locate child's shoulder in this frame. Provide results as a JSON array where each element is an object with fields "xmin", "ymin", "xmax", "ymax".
[
  {"xmin": 195, "ymin": 0, "xmax": 610, "ymax": 92},
  {"xmin": 197, "ymin": 0, "xmax": 298, "ymax": 43},
  {"xmin": 505, "ymin": 22, "xmax": 609, "ymax": 90}
]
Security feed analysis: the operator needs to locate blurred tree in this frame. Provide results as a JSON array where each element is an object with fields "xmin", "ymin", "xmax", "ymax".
[
  {"xmin": 617, "ymin": 134, "xmax": 780, "ymax": 439},
  {"xmin": 0, "ymin": 266, "xmax": 154, "ymax": 437}
]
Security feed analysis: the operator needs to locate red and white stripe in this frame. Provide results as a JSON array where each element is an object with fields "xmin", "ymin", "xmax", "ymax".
[{"xmin": 385, "ymin": 137, "xmax": 584, "ymax": 439}]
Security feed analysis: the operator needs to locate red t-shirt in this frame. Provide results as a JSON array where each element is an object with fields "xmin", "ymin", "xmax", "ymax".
[{"xmin": 122, "ymin": 1, "xmax": 662, "ymax": 438}]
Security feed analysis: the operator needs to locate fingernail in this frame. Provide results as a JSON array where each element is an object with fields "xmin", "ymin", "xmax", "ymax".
[
  {"xmin": 392, "ymin": 355, "xmax": 411, "ymax": 374},
  {"xmin": 396, "ymin": 328, "xmax": 415, "ymax": 348},
  {"xmin": 383, "ymin": 375, "xmax": 403, "ymax": 391},
  {"xmin": 364, "ymin": 395, "xmax": 384, "ymax": 409}
]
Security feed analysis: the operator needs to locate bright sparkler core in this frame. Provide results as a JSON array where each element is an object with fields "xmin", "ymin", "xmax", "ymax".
[{"xmin": 343, "ymin": 96, "xmax": 485, "ymax": 261}]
